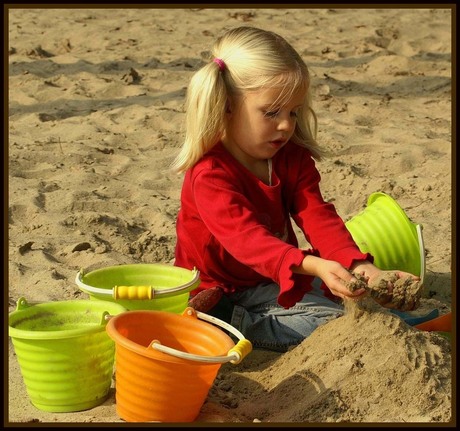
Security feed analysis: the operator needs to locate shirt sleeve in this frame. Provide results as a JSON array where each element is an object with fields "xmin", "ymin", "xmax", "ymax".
[{"xmin": 288, "ymin": 148, "xmax": 372, "ymax": 268}]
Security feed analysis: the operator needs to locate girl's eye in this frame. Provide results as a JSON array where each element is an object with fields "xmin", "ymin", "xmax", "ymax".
[{"xmin": 264, "ymin": 110, "xmax": 299, "ymax": 119}]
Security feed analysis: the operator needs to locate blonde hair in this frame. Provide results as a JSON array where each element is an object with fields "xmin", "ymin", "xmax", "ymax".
[{"xmin": 171, "ymin": 26, "xmax": 322, "ymax": 173}]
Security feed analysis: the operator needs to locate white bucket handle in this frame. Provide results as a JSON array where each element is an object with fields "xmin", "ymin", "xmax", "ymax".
[
  {"xmin": 149, "ymin": 308, "xmax": 252, "ymax": 365},
  {"xmin": 416, "ymin": 224, "xmax": 426, "ymax": 285}
]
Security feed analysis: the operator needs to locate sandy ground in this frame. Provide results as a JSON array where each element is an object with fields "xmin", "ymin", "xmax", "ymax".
[{"xmin": 7, "ymin": 6, "xmax": 453, "ymax": 425}]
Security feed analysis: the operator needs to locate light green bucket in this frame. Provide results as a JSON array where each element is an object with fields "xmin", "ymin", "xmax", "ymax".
[
  {"xmin": 8, "ymin": 297, "xmax": 127, "ymax": 413},
  {"xmin": 75, "ymin": 263, "xmax": 200, "ymax": 313},
  {"xmin": 345, "ymin": 192, "xmax": 426, "ymax": 279}
]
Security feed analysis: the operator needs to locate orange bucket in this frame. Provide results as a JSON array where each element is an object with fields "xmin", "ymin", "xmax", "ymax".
[
  {"xmin": 106, "ymin": 307, "xmax": 252, "ymax": 422},
  {"xmin": 415, "ymin": 312, "xmax": 452, "ymax": 332}
]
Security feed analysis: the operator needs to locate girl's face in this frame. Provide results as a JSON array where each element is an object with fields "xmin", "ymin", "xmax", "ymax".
[{"xmin": 222, "ymin": 86, "xmax": 306, "ymax": 167}]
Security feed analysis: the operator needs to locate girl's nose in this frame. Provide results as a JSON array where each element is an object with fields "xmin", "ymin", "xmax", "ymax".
[{"xmin": 276, "ymin": 116, "xmax": 294, "ymax": 131}]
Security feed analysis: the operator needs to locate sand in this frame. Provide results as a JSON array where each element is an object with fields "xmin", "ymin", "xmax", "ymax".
[{"xmin": 7, "ymin": 6, "xmax": 453, "ymax": 425}]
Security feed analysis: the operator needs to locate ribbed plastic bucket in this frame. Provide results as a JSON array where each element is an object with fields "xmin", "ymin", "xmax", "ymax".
[
  {"xmin": 75, "ymin": 264, "xmax": 200, "ymax": 313},
  {"xmin": 345, "ymin": 192, "xmax": 426, "ymax": 279},
  {"xmin": 8, "ymin": 297, "xmax": 127, "ymax": 413},
  {"xmin": 106, "ymin": 307, "xmax": 252, "ymax": 422}
]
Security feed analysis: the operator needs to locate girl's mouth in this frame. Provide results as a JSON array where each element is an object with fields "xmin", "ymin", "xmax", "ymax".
[{"xmin": 269, "ymin": 139, "xmax": 285, "ymax": 147}]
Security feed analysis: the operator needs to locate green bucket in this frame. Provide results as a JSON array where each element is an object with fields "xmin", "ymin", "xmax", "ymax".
[
  {"xmin": 75, "ymin": 263, "xmax": 200, "ymax": 313},
  {"xmin": 8, "ymin": 297, "xmax": 127, "ymax": 413},
  {"xmin": 345, "ymin": 192, "xmax": 426, "ymax": 279}
]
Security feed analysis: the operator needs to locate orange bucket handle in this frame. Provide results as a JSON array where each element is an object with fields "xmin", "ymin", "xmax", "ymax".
[{"xmin": 149, "ymin": 307, "xmax": 252, "ymax": 364}]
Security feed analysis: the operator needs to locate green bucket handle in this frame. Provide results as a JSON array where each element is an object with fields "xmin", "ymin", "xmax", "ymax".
[
  {"xmin": 75, "ymin": 267, "xmax": 200, "ymax": 300},
  {"xmin": 15, "ymin": 297, "xmax": 32, "ymax": 311}
]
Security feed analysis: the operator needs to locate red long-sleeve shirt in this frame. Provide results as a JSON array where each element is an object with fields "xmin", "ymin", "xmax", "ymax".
[{"xmin": 174, "ymin": 141, "xmax": 371, "ymax": 308}]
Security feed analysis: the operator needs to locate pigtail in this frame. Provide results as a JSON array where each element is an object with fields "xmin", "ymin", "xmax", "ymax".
[{"xmin": 171, "ymin": 61, "xmax": 228, "ymax": 173}]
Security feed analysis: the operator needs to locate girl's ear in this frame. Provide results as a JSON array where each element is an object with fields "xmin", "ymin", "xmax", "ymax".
[{"xmin": 225, "ymin": 95, "xmax": 236, "ymax": 114}]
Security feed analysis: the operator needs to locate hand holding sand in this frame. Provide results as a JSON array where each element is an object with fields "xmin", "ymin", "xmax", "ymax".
[{"xmin": 346, "ymin": 271, "xmax": 423, "ymax": 311}]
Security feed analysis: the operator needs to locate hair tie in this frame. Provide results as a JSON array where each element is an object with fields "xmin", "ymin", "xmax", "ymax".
[{"xmin": 213, "ymin": 58, "xmax": 226, "ymax": 72}]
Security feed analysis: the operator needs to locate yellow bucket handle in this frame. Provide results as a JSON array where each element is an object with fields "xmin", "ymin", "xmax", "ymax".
[{"xmin": 149, "ymin": 307, "xmax": 252, "ymax": 364}]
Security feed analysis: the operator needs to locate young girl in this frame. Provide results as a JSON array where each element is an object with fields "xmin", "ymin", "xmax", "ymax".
[{"xmin": 172, "ymin": 26, "xmax": 419, "ymax": 352}]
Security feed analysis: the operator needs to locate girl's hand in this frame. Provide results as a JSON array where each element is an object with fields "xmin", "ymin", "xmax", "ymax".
[
  {"xmin": 296, "ymin": 257, "xmax": 421, "ymax": 308},
  {"xmin": 351, "ymin": 261, "xmax": 421, "ymax": 310},
  {"xmin": 295, "ymin": 255, "xmax": 367, "ymax": 300},
  {"xmin": 351, "ymin": 261, "xmax": 420, "ymax": 286}
]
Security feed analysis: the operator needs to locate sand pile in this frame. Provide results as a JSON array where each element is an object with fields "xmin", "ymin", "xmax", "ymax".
[{"xmin": 202, "ymin": 301, "xmax": 451, "ymax": 423}]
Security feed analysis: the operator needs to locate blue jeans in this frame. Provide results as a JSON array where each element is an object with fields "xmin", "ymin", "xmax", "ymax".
[{"xmin": 229, "ymin": 280, "xmax": 344, "ymax": 352}]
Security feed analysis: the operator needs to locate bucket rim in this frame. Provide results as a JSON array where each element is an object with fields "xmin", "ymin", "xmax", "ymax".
[
  {"xmin": 75, "ymin": 263, "xmax": 200, "ymax": 300},
  {"xmin": 106, "ymin": 309, "xmax": 237, "ymax": 365},
  {"xmin": 8, "ymin": 297, "xmax": 127, "ymax": 340}
]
